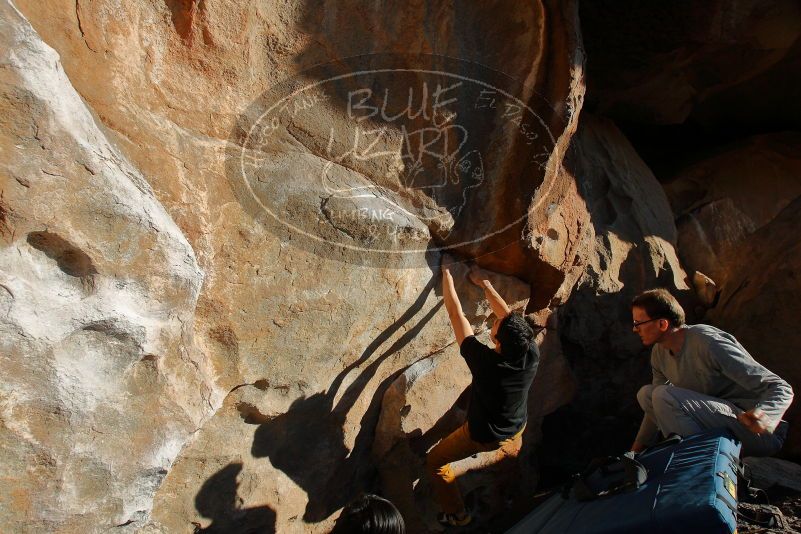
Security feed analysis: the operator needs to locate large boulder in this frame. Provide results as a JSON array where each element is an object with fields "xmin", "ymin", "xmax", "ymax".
[
  {"xmin": 14, "ymin": 0, "xmax": 588, "ymax": 301},
  {"xmin": 0, "ymin": 3, "xmax": 210, "ymax": 532},
  {"xmin": 5, "ymin": 0, "xmax": 588, "ymax": 532},
  {"xmin": 665, "ymin": 133, "xmax": 801, "ymax": 290},
  {"xmin": 147, "ymin": 266, "xmax": 461, "ymax": 533},
  {"xmin": 706, "ymin": 198, "xmax": 801, "ymax": 459}
]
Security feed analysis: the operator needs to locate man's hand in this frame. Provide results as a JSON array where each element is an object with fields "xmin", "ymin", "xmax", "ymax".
[
  {"xmin": 630, "ymin": 441, "xmax": 646, "ymax": 454},
  {"xmin": 468, "ymin": 265, "xmax": 490, "ymax": 287},
  {"xmin": 468, "ymin": 264, "xmax": 511, "ymax": 319},
  {"xmin": 738, "ymin": 408, "xmax": 770, "ymax": 434}
]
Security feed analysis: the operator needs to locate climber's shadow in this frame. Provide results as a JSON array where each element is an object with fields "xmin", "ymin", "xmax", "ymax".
[
  {"xmin": 193, "ymin": 463, "xmax": 276, "ymax": 534},
  {"xmin": 250, "ymin": 271, "xmax": 443, "ymax": 522}
]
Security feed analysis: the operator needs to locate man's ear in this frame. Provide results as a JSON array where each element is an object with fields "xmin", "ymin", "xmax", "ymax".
[{"xmin": 658, "ymin": 319, "xmax": 670, "ymax": 332}]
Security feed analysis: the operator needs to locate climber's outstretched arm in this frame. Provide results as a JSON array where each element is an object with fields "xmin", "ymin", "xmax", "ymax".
[
  {"xmin": 469, "ymin": 266, "xmax": 511, "ymax": 320},
  {"xmin": 442, "ymin": 264, "xmax": 474, "ymax": 345}
]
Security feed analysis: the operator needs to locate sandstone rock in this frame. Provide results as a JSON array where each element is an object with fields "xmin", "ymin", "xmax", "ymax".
[
  {"xmin": 560, "ymin": 115, "xmax": 689, "ymax": 360},
  {"xmin": 5, "ymin": 0, "xmax": 589, "ymax": 532},
  {"xmin": 704, "ymin": 196, "xmax": 801, "ymax": 458},
  {"xmin": 743, "ymin": 457, "xmax": 801, "ymax": 492},
  {"xmin": 458, "ymin": 0, "xmax": 588, "ymax": 309},
  {"xmin": 148, "ymin": 266, "xmax": 464, "ymax": 533},
  {"xmin": 374, "ymin": 348, "xmax": 472, "ymax": 533},
  {"xmin": 692, "ymin": 271, "xmax": 719, "ymax": 308},
  {"xmin": 11, "ymin": 0, "xmax": 587, "ymax": 390},
  {"xmin": 0, "ymin": 3, "xmax": 211, "ymax": 532},
  {"xmin": 373, "ymin": 268, "xmax": 535, "ymax": 465},
  {"xmin": 14, "ymin": 0, "xmax": 585, "ymax": 288},
  {"xmin": 663, "ymin": 134, "xmax": 801, "ymax": 457}
]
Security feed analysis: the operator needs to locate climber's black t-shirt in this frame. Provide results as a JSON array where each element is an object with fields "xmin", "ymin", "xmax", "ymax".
[{"xmin": 459, "ymin": 335, "xmax": 539, "ymax": 443}]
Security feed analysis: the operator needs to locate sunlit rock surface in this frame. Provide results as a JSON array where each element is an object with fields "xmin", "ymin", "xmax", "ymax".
[
  {"xmin": 0, "ymin": 2, "xmax": 209, "ymax": 531},
  {"xmin": 546, "ymin": 114, "xmax": 689, "ymax": 463}
]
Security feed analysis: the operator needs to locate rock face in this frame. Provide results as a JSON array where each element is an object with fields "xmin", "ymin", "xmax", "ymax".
[
  {"xmin": 0, "ymin": 2, "xmax": 210, "ymax": 532},
  {"xmin": 147, "ymin": 270, "xmax": 460, "ymax": 533},
  {"xmin": 4, "ymin": 0, "xmax": 798, "ymax": 532},
  {"xmin": 666, "ymin": 133, "xmax": 801, "ymax": 290},
  {"xmin": 3, "ymin": 0, "xmax": 589, "ymax": 532},
  {"xmin": 744, "ymin": 456, "xmax": 801, "ymax": 492},
  {"xmin": 665, "ymin": 134, "xmax": 801, "ymax": 457}
]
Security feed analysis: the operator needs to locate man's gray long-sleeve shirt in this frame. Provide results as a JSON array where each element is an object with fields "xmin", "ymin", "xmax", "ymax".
[{"xmin": 636, "ymin": 324, "xmax": 794, "ymax": 445}]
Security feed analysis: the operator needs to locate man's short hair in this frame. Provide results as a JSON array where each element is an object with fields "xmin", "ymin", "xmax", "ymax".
[
  {"xmin": 496, "ymin": 313, "xmax": 536, "ymax": 361},
  {"xmin": 631, "ymin": 288, "xmax": 686, "ymax": 326}
]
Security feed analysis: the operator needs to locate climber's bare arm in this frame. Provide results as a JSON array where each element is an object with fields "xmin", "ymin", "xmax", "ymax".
[
  {"xmin": 469, "ymin": 266, "xmax": 511, "ymax": 320},
  {"xmin": 442, "ymin": 265, "xmax": 474, "ymax": 345}
]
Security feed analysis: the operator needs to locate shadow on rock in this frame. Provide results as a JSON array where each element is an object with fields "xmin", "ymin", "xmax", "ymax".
[
  {"xmin": 251, "ymin": 275, "xmax": 443, "ymax": 522},
  {"xmin": 193, "ymin": 463, "xmax": 276, "ymax": 534}
]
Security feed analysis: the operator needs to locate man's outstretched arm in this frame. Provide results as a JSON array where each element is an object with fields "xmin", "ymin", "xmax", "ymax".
[
  {"xmin": 469, "ymin": 266, "xmax": 511, "ymax": 320},
  {"xmin": 442, "ymin": 264, "xmax": 474, "ymax": 345}
]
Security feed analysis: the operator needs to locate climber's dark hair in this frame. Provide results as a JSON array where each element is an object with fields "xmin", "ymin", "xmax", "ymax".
[
  {"xmin": 496, "ymin": 312, "xmax": 536, "ymax": 361},
  {"xmin": 331, "ymin": 494, "xmax": 405, "ymax": 534}
]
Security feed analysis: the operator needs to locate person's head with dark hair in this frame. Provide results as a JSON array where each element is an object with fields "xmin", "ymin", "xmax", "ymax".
[
  {"xmin": 631, "ymin": 289, "xmax": 685, "ymax": 327},
  {"xmin": 331, "ymin": 494, "xmax": 405, "ymax": 534},
  {"xmin": 492, "ymin": 312, "xmax": 537, "ymax": 364},
  {"xmin": 631, "ymin": 288, "xmax": 686, "ymax": 346}
]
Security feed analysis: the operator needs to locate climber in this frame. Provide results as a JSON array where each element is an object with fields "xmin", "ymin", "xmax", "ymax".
[
  {"xmin": 630, "ymin": 288, "xmax": 794, "ymax": 457},
  {"xmin": 426, "ymin": 257, "xmax": 539, "ymax": 527}
]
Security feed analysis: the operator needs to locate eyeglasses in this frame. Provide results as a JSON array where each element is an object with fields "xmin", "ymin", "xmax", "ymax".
[{"xmin": 632, "ymin": 317, "xmax": 662, "ymax": 329}]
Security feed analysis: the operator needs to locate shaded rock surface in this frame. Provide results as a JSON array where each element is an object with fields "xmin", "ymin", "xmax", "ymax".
[
  {"xmin": 581, "ymin": 0, "xmax": 801, "ymax": 128},
  {"xmin": 744, "ymin": 457, "xmax": 801, "ymax": 492},
  {"xmin": 4, "ymin": 0, "xmax": 800, "ymax": 532},
  {"xmin": 666, "ymin": 133, "xmax": 801, "ymax": 290},
  {"xmin": 704, "ymin": 196, "xmax": 801, "ymax": 458}
]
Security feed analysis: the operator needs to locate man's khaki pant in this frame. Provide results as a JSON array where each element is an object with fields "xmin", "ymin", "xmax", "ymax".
[{"xmin": 426, "ymin": 422, "xmax": 525, "ymax": 515}]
